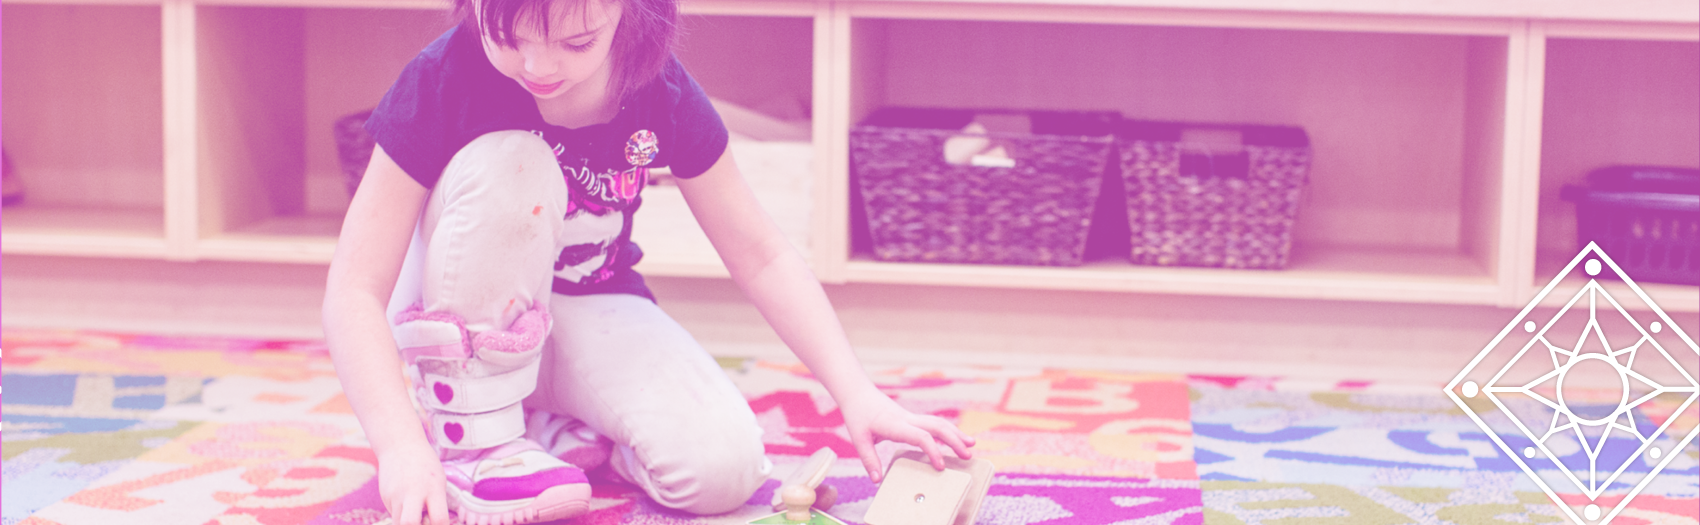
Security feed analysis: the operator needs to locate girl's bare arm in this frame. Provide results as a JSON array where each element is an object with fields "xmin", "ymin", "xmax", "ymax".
[{"xmin": 322, "ymin": 146, "xmax": 447, "ymax": 525}]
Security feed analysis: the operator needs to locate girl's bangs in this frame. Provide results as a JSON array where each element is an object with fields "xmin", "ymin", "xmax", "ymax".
[{"xmin": 475, "ymin": 0, "xmax": 595, "ymax": 47}]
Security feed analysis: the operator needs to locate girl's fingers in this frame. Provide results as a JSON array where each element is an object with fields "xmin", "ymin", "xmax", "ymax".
[
  {"xmin": 921, "ymin": 416, "xmax": 973, "ymax": 460},
  {"xmin": 851, "ymin": 430, "xmax": 884, "ymax": 484},
  {"xmin": 381, "ymin": 496, "xmax": 401, "ymax": 525},
  {"xmin": 397, "ymin": 496, "xmax": 422, "ymax": 525},
  {"xmin": 426, "ymin": 487, "xmax": 449, "ymax": 525},
  {"xmin": 901, "ymin": 424, "xmax": 948, "ymax": 471}
]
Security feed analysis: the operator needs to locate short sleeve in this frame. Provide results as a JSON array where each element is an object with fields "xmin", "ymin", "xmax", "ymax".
[
  {"xmin": 364, "ymin": 28, "xmax": 461, "ymax": 190},
  {"xmin": 662, "ymin": 61, "xmax": 729, "ymax": 179}
]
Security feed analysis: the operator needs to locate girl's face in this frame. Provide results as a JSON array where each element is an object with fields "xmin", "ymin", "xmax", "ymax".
[{"xmin": 478, "ymin": 0, "xmax": 622, "ymax": 101}]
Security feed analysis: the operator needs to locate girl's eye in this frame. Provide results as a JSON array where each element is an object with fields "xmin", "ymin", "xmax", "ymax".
[{"xmin": 560, "ymin": 38, "xmax": 596, "ymax": 52}]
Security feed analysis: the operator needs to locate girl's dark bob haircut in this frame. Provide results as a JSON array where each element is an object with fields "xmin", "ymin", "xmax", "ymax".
[{"xmin": 453, "ymin": 0, "xmax": 678, "ymax": 103}]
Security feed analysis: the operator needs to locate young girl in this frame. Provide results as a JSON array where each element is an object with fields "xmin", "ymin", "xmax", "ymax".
[{"xmin": 321, "ymin": 0, "xmax": 975, "ymax": 524}]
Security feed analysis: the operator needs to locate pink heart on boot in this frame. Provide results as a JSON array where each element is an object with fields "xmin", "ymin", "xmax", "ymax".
[
  {"xmin": 444, "ymin": 422, "xmax": 464, "ymax": 444},
  {"xmin": 434, "ymin": 382, "xmax": 454, "ymax": 404}
]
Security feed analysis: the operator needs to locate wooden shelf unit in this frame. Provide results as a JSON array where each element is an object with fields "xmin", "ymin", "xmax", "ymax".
[
  {"xmin": 2, "ymin": 3, "xmax": 168, "ymax": 257},
  {"xmin": 2, "ymin": 0, "xmax": 1694, "ymax": 313}
]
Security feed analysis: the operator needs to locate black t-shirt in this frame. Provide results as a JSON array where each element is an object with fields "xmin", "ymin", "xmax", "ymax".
[{"xmin": 367, "ymin": 24, "xmax": 729, "ymax": 301}]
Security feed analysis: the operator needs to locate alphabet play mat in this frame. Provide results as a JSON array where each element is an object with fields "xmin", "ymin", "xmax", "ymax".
[{"xmin": 3, "ymin": 330, "xmax": 1695, "ymax": 524}]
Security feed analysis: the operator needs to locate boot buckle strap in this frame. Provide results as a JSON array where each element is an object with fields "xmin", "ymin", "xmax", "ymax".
[
  {"xmin": 416, "ymin": 358, "xmax": 542, "ymax": 413},
  {"xmin": 430, "ymin": 403, "xmax": 525, "ymax": 450}
]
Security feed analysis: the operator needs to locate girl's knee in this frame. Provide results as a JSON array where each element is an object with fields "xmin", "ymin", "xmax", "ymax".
[
  {"xmin": 639, "ymin": 423, "xmax": 770, "ymax": 514},
  {"xmin": 440, "ymin": 130, "xmax": 563, "ymax": 192}
]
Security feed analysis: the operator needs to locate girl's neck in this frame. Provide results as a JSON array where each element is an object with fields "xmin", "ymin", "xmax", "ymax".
[{"xmin": 535, "ymin": 68, "xmax": 620, "ymax": 129}]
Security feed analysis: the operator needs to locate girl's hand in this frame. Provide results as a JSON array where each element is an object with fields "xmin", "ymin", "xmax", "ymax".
[
  {"xmin": 839, "ymin": 389, "xmax": 977, "ymax": 483},
  {"xmin": 376, "ymin": 442, "xmax": 450, "ymax": 525}
]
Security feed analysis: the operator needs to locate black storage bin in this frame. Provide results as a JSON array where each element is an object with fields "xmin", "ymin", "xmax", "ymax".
[
  {"xmin": 1560, "ymin": 166, "xmax": 1700, "ymax": 285},
  {"xmin": 1114, "ymin": 120, "xmax": 1311, "ymax": 269},
  {"xmin": 850, "ymin": 108, "xmax": 1118, "ymax": 266}
]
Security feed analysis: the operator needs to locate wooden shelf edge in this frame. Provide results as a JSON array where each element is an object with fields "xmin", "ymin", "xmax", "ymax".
[
  {"xmin": 844, "ymin": 1, "xmax": 1526, "ymax": 36},
  {"xmin": 187, "ymin": 0, "xmax": 447, "ymax": 8},
  {"xmin": 2, "ymin": 0, "xmax": 162, "ymax": 5},
  {"xmin": 0, "ymin": 234, "xmax": 173, "ymax": 259},
  {"xmin": 8, "ymin": 0, "xmax": 1694, "ymax": 23},
  {"xmin": 194, "ymin": 237, "xmax": 336, "ymax": 264},
  {"xmin": 634, "ymin": 253, "xmax": 819, "ymax": 279},
  {"xmin": 682, "ymin": 0, "xmax": 822, "ymax": 17},
  {"xmin": 633, "ymin": 260, "xmax": 733, "ymax": 279},
  {"xmin": 1541, "ymin": 19, "xmax": 1700, "ymax": 41},
  {"xmin": 179, "ymin": 0, "xmax": 819, "ymax": 11},
  {"xmin": 840, "ymin": 0, "xmax": 1698, "ymax": 25},
  {"xmin": 842, "ymin": 260, "xmax": 1504, "ymax": 304},
  {"xmin": 1529, "ymin": 280, "xmax": 1700, "ymax": 313}
]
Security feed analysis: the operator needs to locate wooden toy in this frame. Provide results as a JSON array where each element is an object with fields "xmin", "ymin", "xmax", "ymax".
[
  {"xmin": 749, "ymin": 448, "xmax": 845, "ymax": 525},
  {"xmin": 747, "ymin": 509, "xmax": 847, "ymax": 525},
  {"xmin": 862, "ymin": 451, "xmax": 995, "ymax": 525}
]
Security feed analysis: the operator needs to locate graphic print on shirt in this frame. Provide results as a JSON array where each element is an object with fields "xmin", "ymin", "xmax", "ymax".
[
  {"xmin": 553, "ymin": 203, "xmax": 625, "ymax": 284},
  {"xmin": 532, "ymin": 130, "xmax": 655, "ymax": 286}
]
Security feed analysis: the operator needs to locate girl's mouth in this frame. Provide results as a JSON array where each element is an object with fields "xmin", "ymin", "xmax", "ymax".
[{"xmin": 524, "ymin": 78, "xmax": 564, "ymax": 95}]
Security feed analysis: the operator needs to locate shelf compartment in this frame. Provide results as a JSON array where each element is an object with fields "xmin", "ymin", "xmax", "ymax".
[
  {"xmin": 194, "ymin": 5, "xmax": 450, "ymax": 261},
  {"xmin": 842, "ymin": 17, "xmax": 1514, "ymax": 301},
  {"xmin": 1, "ymin": 4, "xmax": 167, "ymax": 257},
  {"xmin": 1533, "ymin": 37, "xmax": 1698, "ymax": 309},
  {"xmin": 632, "ymin": 13, "xmax": 817, "ymax": 277}
]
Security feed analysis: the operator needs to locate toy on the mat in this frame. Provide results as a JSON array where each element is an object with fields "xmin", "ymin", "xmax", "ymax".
[
  {"xmin": 749, "ymin": 448, "xmax": 845, "ymax": 525},
  {"xmin": 862, "ymin": 451, "xmax": 995, "ymax": 525}
]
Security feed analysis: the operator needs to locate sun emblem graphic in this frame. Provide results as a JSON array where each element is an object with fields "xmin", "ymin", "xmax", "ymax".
[{"xmin": 1447, "ymin": 243, "xmax": 1698, "ymax": 525}]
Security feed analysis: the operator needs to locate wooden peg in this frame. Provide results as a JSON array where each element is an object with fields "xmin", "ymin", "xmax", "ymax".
[{"xmin": 773, "ymin": 448, "xmax": 838, "ymax": 522}]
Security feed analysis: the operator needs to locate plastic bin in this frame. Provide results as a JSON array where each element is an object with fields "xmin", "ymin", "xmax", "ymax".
[
  {"xmin": 850, "ymin": 108, "xmax": 1118, "ymax": 266},
  {"xmin": 1560, "ymin": 166, "xmax": 1700, "ymax": 285},
  {"xmin": 1114, "ymin": 120, "xmax": 1311, "ymax": 269}
]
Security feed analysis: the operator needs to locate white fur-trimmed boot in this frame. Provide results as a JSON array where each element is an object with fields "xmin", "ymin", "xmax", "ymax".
[{"xmin": 393, "ymin": 303, "xmax": 591, "ymax": 525}]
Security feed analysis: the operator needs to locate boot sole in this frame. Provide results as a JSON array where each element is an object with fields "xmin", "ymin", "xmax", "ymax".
[{"xmin": 448, "ymin": 482, "xmax": 592, "ymax": 525}]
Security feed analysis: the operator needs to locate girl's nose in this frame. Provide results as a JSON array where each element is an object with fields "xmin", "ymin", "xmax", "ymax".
[{"xmin": 521, "ymin": 45, "xmax": 558, "ymax": 77}]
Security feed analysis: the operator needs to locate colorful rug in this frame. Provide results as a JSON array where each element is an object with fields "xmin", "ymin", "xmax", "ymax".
[{"xmin": 2, "ymin": 329, "xmax": 1695, "ymax": 525}]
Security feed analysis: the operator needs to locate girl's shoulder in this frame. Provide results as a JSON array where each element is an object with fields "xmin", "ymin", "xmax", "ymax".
[
  {"xmin": 413, "ymin": 24, "xmax": 506, "ymax": 92},
  {"xmin": 631, "ymin": 54, "xmax": 710, "ymax": 115}
]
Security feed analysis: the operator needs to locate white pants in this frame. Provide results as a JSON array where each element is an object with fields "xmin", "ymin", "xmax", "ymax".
[{"xmin": 389, "ymin": 131, "xmax": 770, "ymax": 515}]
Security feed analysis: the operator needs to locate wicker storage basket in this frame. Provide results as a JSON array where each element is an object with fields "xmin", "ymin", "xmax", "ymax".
[
  {"xmin": 334, "ymin": 109, "xmax": 375, "ymax": 197},
  {"xmin": 850, "ymin": 108, "xmax": 1118, "ymax": 266},
  {"xmin": 1115, "ymin": 120, "xmax": 1311, "ymax": 269},
  {"xmin": 1561, "ymin": 166, "xmax": 1699, "ymax": 285}
]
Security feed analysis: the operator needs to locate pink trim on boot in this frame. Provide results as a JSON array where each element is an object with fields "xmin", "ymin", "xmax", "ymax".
[
  {"xmin": 471, "ymin": 303, "xmax": 550, "ymax": 354},
  {"xmin": 394, "ymin": 302, "xmax": 474, "ymax": 363}
]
